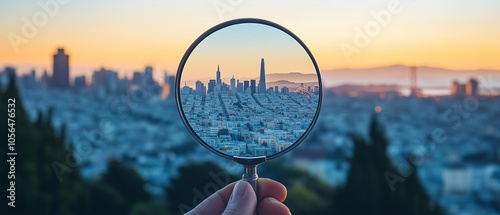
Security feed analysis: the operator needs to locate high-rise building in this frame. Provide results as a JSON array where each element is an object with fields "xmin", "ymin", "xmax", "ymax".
[
  {"xmin": 196, "ymin": 80, "xmax": 206, "ymax": 96},
  {"xmin": 132, "ymin": 72, "xmax": 143, "ymax": 85},
  {"xmin": 250, "ymin": 80, "xmax": 256, "ymax": 94},
  {"xmin": 274, "ymin": 86, "xmax": 279, "ymax": 93},
  {"xmin": 208, "ymin": 80, "xmax": 216, "ymax": 94},
  {"xmin": 281, "ymin": 86, "xmax": 289, "ymax": 95},
  {"xmin": 244, "ymin": 81, "xmax": 249, "ymax": 93},
  {"xmin": 216, "ymin": 65, "xmax": 221, "ymax": 86},
  {"xmin": 258, "ymin": 58, "xmax": 266, "ymax": 93},
  {"xmin": 451, "ymin": 81, "xmax": 466, "ymax": 97},
  {"xmin": 230, "ymin": 75, "xmax": 236, "ymax": 90},
  {"xmin": 143, "ymin": 66, "xmax": 157, "ymax": 87},
  {"xmin": 74, "ymin": 76, "xmax": 86, "ymax": 89},
  {"xmin": 237, "ymin": 82, "xmax": 243, "ymax": 93},
  {"xmin": 466, "ymin": 78, "xmax": 478, "ymax": 96},
  {"xmin": 52, "ymin": 48, "xmax": 69, "ymax": 88},
  {"xmin": 145, "ymin": 66, "xmax": 153, "ymax": 82}
]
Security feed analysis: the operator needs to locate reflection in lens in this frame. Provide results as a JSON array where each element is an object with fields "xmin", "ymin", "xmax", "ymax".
[{"xmin": 179, "ymin": 23, "xmax": 320, "ymax": 157}]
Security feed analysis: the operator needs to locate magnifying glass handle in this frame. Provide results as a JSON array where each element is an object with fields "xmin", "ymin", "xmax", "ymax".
[
  {"xmin": 243, "ymin": 165, "xmax": 259, "ymax": 215},
  {"xmin": 243, "ymin": 165, "xmax": 259, "ymax": 193}
]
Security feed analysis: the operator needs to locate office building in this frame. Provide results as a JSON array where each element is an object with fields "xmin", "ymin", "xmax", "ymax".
[
  {"xmin": 52, "ymin": 48, "xmax": 69, "ymax": 88},
  {"xmin": 258, "ymin": 58, "xmax": 266, "ymax": 93}
]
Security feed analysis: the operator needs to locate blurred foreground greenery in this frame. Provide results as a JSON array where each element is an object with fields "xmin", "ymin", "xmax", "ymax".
[{"xmin": 0, "ymin": 75, "xmax": 442, "ymax": 215}]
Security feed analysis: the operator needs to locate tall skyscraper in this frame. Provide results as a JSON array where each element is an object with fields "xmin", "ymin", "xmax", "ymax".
[
  {"xmin": 258, "ymin": 58, "xmax": 266, "ymax": 93},
  {"xmin": 216, "ymin": 65, "xmax": 221, "ymax": 86},
  {"xmin": 230, "ymin": 75, "xmax": 236, "ymax": 91},
  {"xmin": 244, "ymin": 81, "xmax": 249, "ymax": 93},
  {"xmin": 52, "ymin": 48, "xmax": 69, "ymax": 88},
  {"xmin": 250, "ymin": 80, "xmax": 256, "ymax": 94}
]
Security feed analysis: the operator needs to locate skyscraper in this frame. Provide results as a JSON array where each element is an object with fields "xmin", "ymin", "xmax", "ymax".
[
  {"xmin": 244, "ymin": 81, "xmax": 249, "ymax": 93},
  {"xmin": 216, "ymin": 65, "xmax": 221, "ymax": 86},
  {"xmin": 208, "ymin": 80, "xmax": 216, "ymax": 94},
  {"xmin": 237, "ymin": 82, "xmax": 243, "ymax": 93},
  {"xmin": 196, "ymin": 80, "xmax": 206, "ymax": 96},
  {"xmin": 250, "ymin": 80, "xmax": 256, "ymax": 94},
  {"xmin": 52, "ymin": 48, "xmax": 69, "ymax": 88},
  {"xmin": 230, "ymin": 75, "xmax": 236, "ymax": 91},
  {"xmin": 132, "ymin": 72, "xmax": 143, "ymax": 85},
  {"xmin": 258, "ymin": 58, "xmax": 266, "ymax": 93},
  {"xmin": 145, "ymin": 66, "xmax": 153, "ymax": 81}
]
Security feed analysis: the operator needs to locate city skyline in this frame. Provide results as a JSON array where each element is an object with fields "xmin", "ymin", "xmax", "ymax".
[
  {"xmin": 179, "ymin": 57, "xmax": 321, "ymax": 157},
  {"xmin": 180, "ymin": 58, "xmax": 320, "ymax": 95},
  {"xmin": 2, "ymin": 47, "xmax": 497, "ymax": 98}
]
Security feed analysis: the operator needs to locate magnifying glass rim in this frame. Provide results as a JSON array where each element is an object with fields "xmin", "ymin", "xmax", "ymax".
[{"xmin": 175, "ymin": 18, "xmax": 323, "ymax": 161}]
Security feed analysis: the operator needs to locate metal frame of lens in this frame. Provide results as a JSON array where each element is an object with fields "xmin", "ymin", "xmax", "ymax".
[{"xmin": 175, "ymin": 18, "xmax": 323, "ymax": 161}]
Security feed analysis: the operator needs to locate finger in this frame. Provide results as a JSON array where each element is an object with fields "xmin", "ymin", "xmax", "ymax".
[
  {"xmin": 258, "ymin": 197, "xmax": 291, "ymax": 215},
  {"xmin": 186, "ymin": 181, "xmax": 237, "ymax": 215},
  {"xmin": 258, "ymin": 178, "xmax": 287, "ymax": 202},
  {"xmin": 222, "ymin": 181, "xmax": 257, "ymax": 215}
]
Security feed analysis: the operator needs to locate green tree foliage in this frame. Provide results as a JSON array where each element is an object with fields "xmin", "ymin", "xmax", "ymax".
[
  {"xmin": 165, "ymin": 162, "xmax": 238, "ymax": 214},
  {"xmin": 100, "ymin": 160, "xmax": 151, "ymax": 214},
  {"xmin": 286, "ymin": 182, "xmax": 325, "ymax": 215},
  {"xmin": 260, "ymin": 160, "xmax": 334, "ymax": 215},
  {"xmin": 129, "ymin": 202, "xmax": 170, "ymax": 215},
  {"xmin": 0, "ymin": 74, "xmax": 87, "ymax": 215},
  {"xmin": 88, "ymin": 181, "xmax": 125, "ymax": 215},
  {"xmin": 332, "ymin": 115, "xmax": 443, "ymax": 215}
]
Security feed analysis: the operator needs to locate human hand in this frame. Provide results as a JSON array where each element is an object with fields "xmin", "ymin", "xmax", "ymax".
[{"xmin": 186, "ymin": 178, "xmax": 290, "ymax": 215}]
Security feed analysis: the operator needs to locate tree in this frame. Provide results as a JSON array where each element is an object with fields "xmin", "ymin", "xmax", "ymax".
[
  {"xmin": 165, "ymin": 162, "xmax": 238, "ymax": 215},
  {"xmin": 260, "ymin": 160, "xmax": 334, "ymax": 215},
  {"xmin": 0, "ymin": 73, "xmax": 87, "ymax": 215},
  {"xmin": 101, "ymin": 160, "xmax": 151, "ymax": 214},
  {"xmin": 332, "ymin": 114, "xmax": 443, "ymax": 215},
  {"xmin": 89, "ymin": 181, "xmax": 126, "ymax": 215}
]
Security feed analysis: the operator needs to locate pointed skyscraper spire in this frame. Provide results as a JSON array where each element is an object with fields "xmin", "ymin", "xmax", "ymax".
[
  {"xmin": 258, "ymin": 58, "xmax": 266, "ymax": 93},
  {"xmin": 216, "ymin": 65, "xmax": 221, "ymax": 86}
]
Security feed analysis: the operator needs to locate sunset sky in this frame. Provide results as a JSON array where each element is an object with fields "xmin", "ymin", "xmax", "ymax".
[
  {"xmin": 1, "ymin": 0, "xmax": 500, "ymax": 81},
  {"xmin": 180, "ymin": 23, "xmax": 318, "ymax": 87}
]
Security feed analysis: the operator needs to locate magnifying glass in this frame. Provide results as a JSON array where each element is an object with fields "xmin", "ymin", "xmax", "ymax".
[{"xmin": 175, "ymin": 18, "xmax": 322, "ymax": 198}]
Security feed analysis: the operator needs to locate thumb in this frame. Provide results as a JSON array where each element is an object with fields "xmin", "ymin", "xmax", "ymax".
[{"xmin": 222, "ymin": 181, "xmax": 257, "ymax": 215}]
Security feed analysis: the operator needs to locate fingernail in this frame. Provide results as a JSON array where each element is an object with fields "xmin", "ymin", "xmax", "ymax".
[
  {"xmin": 230, "ymin": 181, "xmax": 248, "ymax": 202},
  {"xmin": 267, "ymin": 197, "xmax": 280, "ymax": 203}
]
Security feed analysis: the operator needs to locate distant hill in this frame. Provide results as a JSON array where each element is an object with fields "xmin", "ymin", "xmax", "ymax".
[
  {"xmin": 265, "ymin": 72, "xmax": 318, "ymax": 83},
  {"xmin": 321, "ymin": 65, "xmax": 500, "ymax": 89},
  {"xmin": 266, "ymin": 80, "xmax": 318, "ymax": 90}
]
